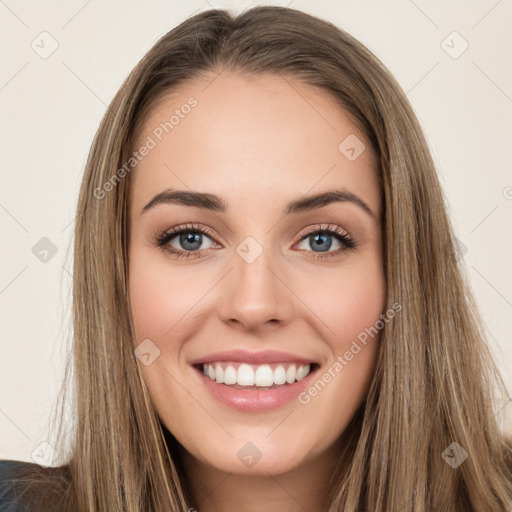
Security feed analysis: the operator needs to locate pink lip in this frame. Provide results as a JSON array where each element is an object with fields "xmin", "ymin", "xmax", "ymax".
[
  {"xmin": 190, "ymin": 350, "xmax": 319, "ymax": 412},
  {"xmin": 190, "ymin": 349, "xmax": 317, "ymax": 366}
]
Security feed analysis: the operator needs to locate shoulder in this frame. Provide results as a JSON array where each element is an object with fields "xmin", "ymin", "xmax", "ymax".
[
  {"xmin": 0, "ymin": 459, "xmax": 28, "ymax": 479},
  {"xmin": 0, "ymin": 459, "xmax": 71, "ymax": 512},
  {"xmin": 0, "ymin": 459, "xmax": 39, "ymax": 511}
]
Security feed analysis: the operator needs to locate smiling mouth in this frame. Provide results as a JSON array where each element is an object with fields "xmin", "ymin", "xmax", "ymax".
[{"xmin": 193, "ymin": 362, "xmax": 320, "ymax": 389}]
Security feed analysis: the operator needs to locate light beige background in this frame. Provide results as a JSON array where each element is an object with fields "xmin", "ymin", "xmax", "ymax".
[{"xmin": 1, "ymin": 0, "xmax": 511, "ymax": 463}]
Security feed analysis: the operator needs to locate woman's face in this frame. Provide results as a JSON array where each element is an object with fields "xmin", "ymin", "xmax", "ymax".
[{"xmin": 128, "ymin": 71, "xmax": 385, "ymax": 476}]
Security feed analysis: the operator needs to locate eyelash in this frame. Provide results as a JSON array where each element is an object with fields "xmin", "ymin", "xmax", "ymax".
[{"xmin": 153, "ymin": 222, "xmax": 357, "ymax": 261}]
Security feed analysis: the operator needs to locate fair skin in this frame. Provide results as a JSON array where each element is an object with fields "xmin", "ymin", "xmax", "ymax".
[{"xmin": 128, "ymin": 70, "xmax": 385, "ymax": 512}]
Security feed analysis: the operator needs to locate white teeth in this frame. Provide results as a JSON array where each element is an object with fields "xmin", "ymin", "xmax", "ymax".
[
  {"xmin": 223, "ymin": 365, "xmax": 237, "ymax": 385},
  {"xmin": 286, "ymin": 365, "xmax": 296, "ymax": 384},
  {"xmin": 202, "ymin": 362, "xmax": 312, "ymax": 387},
  {"xmin": 298, "ymin": 364, "xmax": 310, "ymax": 382},
  {"xmin": 215, "ymin": 365, "xmax": 224, "ymax": 383},
  {"xmin": 237, "ymin": 363, "xmax": 255, "ymax": 386},
  {"xmin": 254, "ymin": 365, "xmax": 274, "ymax": 387},
  {"xmin": 273, "ymin": 365, "xmax": 287, "ymax": 385}
]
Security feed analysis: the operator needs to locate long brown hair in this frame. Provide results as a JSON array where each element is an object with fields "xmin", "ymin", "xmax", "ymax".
[{"xmin": 4, "ymin": 6, "xmax": 511, "ymax": 511}]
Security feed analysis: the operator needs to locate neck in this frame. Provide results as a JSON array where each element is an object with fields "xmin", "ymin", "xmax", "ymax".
[{"xmin": 178, "ymin": 432, "xmax": 352, "ymax": 512}]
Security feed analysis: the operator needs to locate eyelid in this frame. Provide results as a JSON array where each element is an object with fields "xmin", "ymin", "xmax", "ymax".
[
  {"xmin": 154, "ymin": 221, "xmax": 356, "ymax": 260},
  {"xmin": 156, "ymin": 222, "xmax": 352, "ymax": 245},
  {"xmin": 295, "ymin": 223, "xmax": 351, "ymax": 241},
  {"xmin": 155, "ymin": 222, "xmax": 219, "ymax": 244}
]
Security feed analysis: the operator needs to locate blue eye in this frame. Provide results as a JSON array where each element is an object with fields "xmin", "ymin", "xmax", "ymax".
[
  {"xmin": 155, "ymin": 223, "xmax": 217, "ymax": 260},
  {"xmin": 155, "ymin": 222, "xmax": 357, "ymax": 261},
  {"xmin": 170, "ymin": 231, "xmax": 215, "ymax": 252},
  {"xmin": 294, "ymin": 224, "xmax": 357, "ymax": 260},
  {"xmin": 300, "ymin": 232, "xmax": 345, "ymax": 253}
]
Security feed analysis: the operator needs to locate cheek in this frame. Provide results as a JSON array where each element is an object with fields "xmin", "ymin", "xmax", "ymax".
[
  {"xmin": 297, "ymin": 255, "xmax": 386, "ymax": 349},
  {"xmin": 128, "ymin": 252, "xmax": 201, "ymax": 342},
  {"xmin": 291, "ymin": 255, "xmax": 385, "ymax": 434},
  {"xmin": 128, "ymin": 254, "xmax": 201, "ymax": 421}
]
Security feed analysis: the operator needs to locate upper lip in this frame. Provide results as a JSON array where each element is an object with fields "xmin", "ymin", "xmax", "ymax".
[{"xmin": 191, "ymin": 349, "xmax": 317, "ymax": 366}]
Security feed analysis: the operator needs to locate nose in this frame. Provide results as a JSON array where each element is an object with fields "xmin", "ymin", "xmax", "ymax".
[{"xmin": 217, "ymin": 243, "xmax": 294, "ymax": 332}]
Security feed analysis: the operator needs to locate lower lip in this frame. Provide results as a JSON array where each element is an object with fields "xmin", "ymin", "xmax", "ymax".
[{"xmin": 193, "ymin": 365, "xmax": 318, "ymax": 412}]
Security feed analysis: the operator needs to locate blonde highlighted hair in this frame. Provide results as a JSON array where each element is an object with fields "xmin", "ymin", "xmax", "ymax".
[{"xmin": 3, "ymin": 6, "xmax": 511, "ymax": 511}]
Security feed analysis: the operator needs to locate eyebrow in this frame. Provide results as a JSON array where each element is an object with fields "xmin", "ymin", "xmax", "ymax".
[{"xmin": 141, "ymin": 188, "xmax": 376, "ymax": 219}]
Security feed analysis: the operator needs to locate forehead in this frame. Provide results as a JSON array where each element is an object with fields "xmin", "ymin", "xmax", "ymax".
[{"xmin": 129, "ymin": 71, "xmax": 380, "ymax": 217}]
